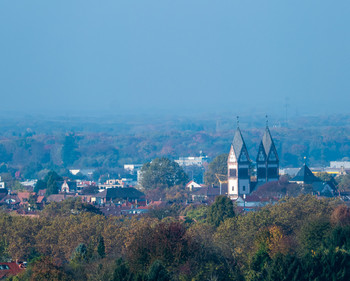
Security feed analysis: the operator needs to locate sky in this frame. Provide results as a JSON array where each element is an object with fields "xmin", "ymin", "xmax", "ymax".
[{"xmin": 0, "ymin": 1, "xmax": 349, "ymax": 117}]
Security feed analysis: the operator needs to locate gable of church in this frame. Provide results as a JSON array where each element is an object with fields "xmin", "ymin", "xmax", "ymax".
[
  {"xmin": 257, "ymin": 142, "xmax": 267, "ymax": 163},
  {"xmin": 228, "ymin": 145, "xmax": 237, "ymax": 163},
  {"xmin": 238, "ymin": 147, "xmax": 250, "ymax": 163},
  {"xmin": 267, "ymin": 147, "xmax": 278, "ymax": 162}
]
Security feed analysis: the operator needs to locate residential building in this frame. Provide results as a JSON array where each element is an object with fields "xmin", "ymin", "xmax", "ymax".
[
  {"xmin": 0, "ymin": 176, "xmax": 5, "ymax": 189},
  {"xmin": 0, "ymin": 261, "xmax": 25, "ymax": 279},
  {"xmin": 175, "ymin": 154, "xmax": 209, "ymax": 167},
  {"xmin": 186, "ymin": 180, "xmax": 202, "ymax": 191},
  {"xmin": 124, "ymin": 164, "xmax": 143, "ymax": 173},
  {"xmin": 290, "ymin": 164, "xmax": 321, "ymax": 185},
  {"xmin": 93, "ymin": 187, "xmax": 145, "ymax": 205},
  {"xmin": 330, "ymin": 161, "xmax": 350, "ymax": 169}
]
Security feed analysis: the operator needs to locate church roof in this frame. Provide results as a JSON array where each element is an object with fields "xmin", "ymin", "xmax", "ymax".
[
  {"xmin": 232, "ymin": 127, "xmax": 249, "ymax": 161},
  {"xmin": 262, "ymin": 126, "xmax": 276, "ymax": 157},
  {"xmin": 290, "ymin": 164, "xmax": 320, "ymax": 184}
]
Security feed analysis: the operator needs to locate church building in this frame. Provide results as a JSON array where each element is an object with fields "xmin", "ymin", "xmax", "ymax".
[
  {"xmin": 227, "ymin": 127, "xmax": 251, "ymax": 199},
  {"xmin": 227, "ymin": 120, "xmax": 279, "ymax": 199},
  {"xmin": 256, "ymin": 126, "xmax": 279, "ymax": 183}
]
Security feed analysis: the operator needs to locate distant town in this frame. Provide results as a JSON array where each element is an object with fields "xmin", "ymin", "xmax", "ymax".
[
  {"xmin": 1, "ymin": 115, "xmax": 350, "ymax": 280},
  {"xmin": 1, "ymin": 121, "xmax": 349, "ymax": 217}
]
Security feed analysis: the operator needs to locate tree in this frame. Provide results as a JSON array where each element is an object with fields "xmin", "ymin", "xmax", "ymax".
[
  {"xmin": 255, "ymin": 226, "xmax": 291, "ymax": 258},
  {"xmin": 331, "ymin": 205, "xmax": 350, "ymax": 227},
  {"xmin": 140, "ymin": 158, "xmax": 188, "ymax": 190},
  {"xmin": 316, "ymin": 172, "xmax": 336, "ymax": 183},
  {"xmin": 204, "ymin": 154, "xmax": 228, "ymax": 186},
  {"xmin": 27, "ymin": 256, "xmax": 71, "ymax": 281},
  {"xmin": 34, "ymin": 179, "xmax": 46, "ymax": 193},
  {"xmin": 326, "ymin": 225, "xmax": 350, "ymax": 250},
  {"xmin": 337, "ymin": 174, "xmax": 350, "ymax": 191},
  {"xmin": 125, "ymin": 221, "xmax": 190, "ymax": 272},
  {"xmin": 62, "ymin": 133, "xmax": 80, "ymax": 167},
  {"xmin": 97, "ymin": 236, "xmax": 106, "ymax": 259},
  {"xmin": 45, "ymin": 171, "xmax": 62, "ymax": 196},
  {"xmin": 207, "ymin": 196, "xmax": 234, "ymax": 227},
  {"xmin": 111, "ymin": 258, "xmax": 134, "ymax": 281},
  {"xmin": 70, "ymin": 243, "xmax": 88, "ymax": 264},
  {"xmin": 297, "ymin": 217, "xmax": 332, "ymax": 255},
  {"xmin": 147, "ymin": 260, "xmax": 170, "ymax": 281}
]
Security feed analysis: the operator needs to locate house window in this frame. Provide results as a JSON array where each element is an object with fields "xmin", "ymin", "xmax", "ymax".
[
  {"xmin": 0, "ymin": 265, "xmax": 9, "ymax": 270},
  {"xmin": 229, "ymin": 169, "xmax": 237, "ymax": 177},
  {"xmin": 243, "ymin": 186, "xmax": 246, "ymax": 191}
]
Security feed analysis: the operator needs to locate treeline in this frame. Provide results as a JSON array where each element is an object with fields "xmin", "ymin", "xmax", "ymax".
[
  {"xmin": 1, "ymin": 115, "xmax": 350, "ymax": 181},
  {"xmin": 1, "ymin": 195, "xmax": 350, "ymax": 280}
]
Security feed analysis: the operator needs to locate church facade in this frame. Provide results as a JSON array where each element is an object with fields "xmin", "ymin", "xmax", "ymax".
[{"xmin": 227, "ymin": 124, "xmax": 279, "ymax": 199}]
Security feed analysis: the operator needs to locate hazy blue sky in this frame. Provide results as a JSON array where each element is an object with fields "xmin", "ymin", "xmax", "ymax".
[{"xmin": 0, "ymin": 1, "xmax": 349, "ymax": 117}]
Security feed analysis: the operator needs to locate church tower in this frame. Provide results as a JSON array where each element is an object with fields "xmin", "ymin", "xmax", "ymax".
[
  {"xmin": 227, "ymin": 122, "xmax": 251, "ymax": 199},
  {"xmin": 256, "ymin": 121, "xmax": 279, "ymax": 183}
]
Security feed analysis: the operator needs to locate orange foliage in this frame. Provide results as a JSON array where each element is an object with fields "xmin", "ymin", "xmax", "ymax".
[
  {"xmin": 331, "ymin": 205, "xmax": 350, "ymax": 226},
  {"xmin": 255, "ymin": 225, "xmax": 292, "ymax": 257}
]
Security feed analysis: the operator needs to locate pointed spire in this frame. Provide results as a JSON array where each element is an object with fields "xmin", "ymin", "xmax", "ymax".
[
  {"xmin": 231, "ymin": 118, "xmax": 250, "ymax": 162},
  {"xmin": 262, "ymin": 126, "xmax": 273, "ymax": 156},
  {"xmin": 261, "ymin": 117, "xmax": 278, "ymax": 162}
]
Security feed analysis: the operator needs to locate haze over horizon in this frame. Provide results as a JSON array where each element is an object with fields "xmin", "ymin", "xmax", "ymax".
[{"xmin": 1, "ymin": 1, "xmax": 349, "ymax": 117}]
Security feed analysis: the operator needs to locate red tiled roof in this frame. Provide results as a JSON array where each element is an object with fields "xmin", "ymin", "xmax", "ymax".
[
  {"xmin": 0, "ymin": 262, "xmax": 25, "ymax": 279},
  {"xmin": 37, "ymin": 189, "xmax": 47, "ymax": 196},
  {"xmin": 0, "ymin": 195, "xmax": 20, "ymax": 205},
  {"xmin": 17, "ymin": 192, "xmax": 33, "ymax": 204},
  {"xmin": 244, "ymin": 195, "xmax": 261, "ymax": 202},
  {"xmin": 148, "ymin": 200, "xmax": 163, "ymax": 206},
  {"xmin": 37, "ymin": 196, "xmax": 45, "ymax": 203},
  {"xmin": 46, "ymin": 194, "xmax": 74, "ymax": 202}
]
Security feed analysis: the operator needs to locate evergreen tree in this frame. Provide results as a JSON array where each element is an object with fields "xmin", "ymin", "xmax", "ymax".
[
  {"xmin": 111, "ymin": 258, "xmax": 134, "ymax": 281},
  {"xmin": 70, "ymin": 243, "xmax": 88, "ymax": 264},
  {"xmin": 147, "ymin": 260, "xmax": 170, "ymax": 281},
  {"xmin": 207, "ymin": 195, "xmax": 235, "ymax": 227},
  {"xmin": 62, "ymin": 133, "xmax": 80, "ymax": 167},
  {"xmin": 97, "ymin": 235, "xmax": 106, "ymax": 259},
  {"xmin": 34, "ymin": 179, "xmax": 46, "ymax": 193},
  {"xmin": 45, "ymin": 171, "xmax": 62, "ymax": 196}
]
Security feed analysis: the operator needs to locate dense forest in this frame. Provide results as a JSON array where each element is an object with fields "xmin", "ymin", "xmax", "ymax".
[
  {"xmin": 0, "ymin": 114, "xmax": 350, "ymax": 182},
  {"xmin": 1, "ymin": 195, "xmax": 349, "ymax": 280}
]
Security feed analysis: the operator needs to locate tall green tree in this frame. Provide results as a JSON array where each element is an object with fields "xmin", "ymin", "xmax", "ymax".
[
  {"xmin": 140, "ymin": 158, "xmax": 188, "ymax": 189},
  {"xmin": 204, "ymin": 153, "xmax": 228, "ymax": 186},
  {"xmin": 207, "ymin": 195, "xmax": 234, "ymax": 227},
  {"xmin": 97, "ymin": 236, "xmax": 106, "ymax": 259},
  {"xmin": 62, "ymin": 133, "xmax": 80, "ymax": 167},
  {"xmin": 111, "ymin": 258, "xmax": 135, "ymax": 281},
  {"xmin": 34, "ymin": 179, "xmax": 46, "ymax": 193},
  {"xmin": 45, "ymin": 171, "xmax": 62, "ymax": 196}
]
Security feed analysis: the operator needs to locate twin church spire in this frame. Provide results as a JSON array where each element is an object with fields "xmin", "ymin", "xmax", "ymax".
[{"xmin": 227, "ymin": 117, "xmax": 279, "ymax": 199}]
